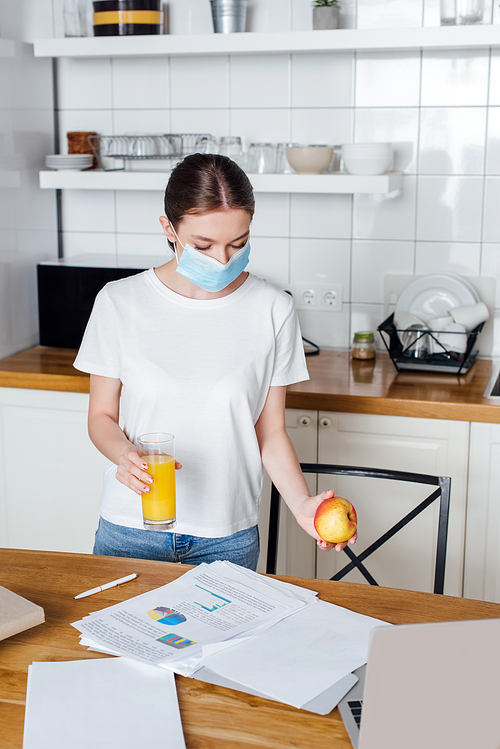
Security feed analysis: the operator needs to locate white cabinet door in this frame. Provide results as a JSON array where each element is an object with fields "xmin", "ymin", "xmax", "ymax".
[
  {"xmin": 0, "ymin": 388, "xmax": 108, "ymax": 553},
  {"xmin": 315, "ymin": 412, "xmax": 469, "ymax": 597},
  {"xmin": 257, "ymin": 409, "xmax": 317, "ymax": 576},
  {"xmin": 464, "ymin": 422, "xmax": 500, "ymax": 603}
]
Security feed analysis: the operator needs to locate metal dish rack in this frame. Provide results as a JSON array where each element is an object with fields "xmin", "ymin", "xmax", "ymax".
[
  {"xmin": 378, "ymin": 313, "xmax": 484, "ymax": 375},
  {"xmin": 87, "ymin": 134, "xmax": 212, "ymax": 171}
]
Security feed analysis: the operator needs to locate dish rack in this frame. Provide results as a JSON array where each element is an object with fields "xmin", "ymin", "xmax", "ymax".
[
  {"xmin": 87, "ymin": 134, "xmax": 212, "ymax": 171},
  {"xmin": 378, "ymin": 313, "xmax": 484, "ymax": 375}
]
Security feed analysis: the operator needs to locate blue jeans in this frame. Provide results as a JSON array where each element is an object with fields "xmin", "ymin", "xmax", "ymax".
[{"xmin": 93, "ymin": 517, "xmax": 260, "ymax": 571}]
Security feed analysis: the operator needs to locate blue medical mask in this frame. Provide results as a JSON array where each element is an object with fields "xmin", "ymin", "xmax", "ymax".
[{"xmin": 170, "ymin": 225, "xmax": 250, "ymax": 293}]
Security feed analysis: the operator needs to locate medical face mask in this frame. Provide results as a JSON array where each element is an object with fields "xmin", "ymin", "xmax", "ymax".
[{"xmin": 170, "ymin": 224, "xmax": 250, "ymax": 293}]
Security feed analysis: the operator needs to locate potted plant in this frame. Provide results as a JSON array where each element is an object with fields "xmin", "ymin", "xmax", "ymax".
[{"xmin": 312, "ymin": 0, "xmax": 340, "ymax": 30}]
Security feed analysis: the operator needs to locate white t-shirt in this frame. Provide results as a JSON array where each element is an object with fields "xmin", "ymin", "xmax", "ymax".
[{"xmin": 74, "ymin": 270, "xmax": 309, "ymax": 537}]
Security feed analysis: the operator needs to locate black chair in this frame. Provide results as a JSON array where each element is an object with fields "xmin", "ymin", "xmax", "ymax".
[{"xmin": 266, "ymin": 463, "xmax": 451, "ymax": 595}]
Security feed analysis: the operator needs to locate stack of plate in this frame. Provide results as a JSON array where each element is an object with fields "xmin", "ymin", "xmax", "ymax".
[
  {"xmin": 45, "ymin": 154, "xmax": 94, "ymax": 171},
  {"xmin": 341, "ymin": 143, "xmax": 393, "ymax": 176}
]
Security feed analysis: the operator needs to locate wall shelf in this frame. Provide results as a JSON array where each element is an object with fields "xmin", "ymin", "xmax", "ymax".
[
  {"xmin": 39, "ymin": 170, "xmax": 403, "ymax": 194},
  {"xmin": 34, "ymin": 25, "xmax": 500, "ymax": 59}
]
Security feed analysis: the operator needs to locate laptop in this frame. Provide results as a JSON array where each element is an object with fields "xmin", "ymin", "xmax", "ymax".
[{"xmin": 338, "ymin": 618, "xmax": 500, "ymax": 749}]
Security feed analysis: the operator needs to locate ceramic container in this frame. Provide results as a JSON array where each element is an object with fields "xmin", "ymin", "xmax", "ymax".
[{"xmin": 286, "ymin": 145, "xmax": 334, "ymax": 174}]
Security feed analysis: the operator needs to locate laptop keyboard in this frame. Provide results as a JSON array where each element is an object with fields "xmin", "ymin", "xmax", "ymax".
[{"xmin": 348, "ymin": 699, "xmax": 363, "ymax": 727}]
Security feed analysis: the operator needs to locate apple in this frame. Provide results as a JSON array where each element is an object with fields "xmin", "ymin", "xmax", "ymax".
[{"xmin": 314, "ymin": 496, "xmax": 357, "ymax": 544}]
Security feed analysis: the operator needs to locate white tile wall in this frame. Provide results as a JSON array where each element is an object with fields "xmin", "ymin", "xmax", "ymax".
[
  {"xmin": 357, "ymin": 0, "xmax": 423, "ymax": 29},
  {"xmin": 420, "ymin": 50, "xmax": 490, "ymax": 107},
  {"xmin": 53, "ymin": 0, "xmax": 500, "ymax": 356},
  {"xmin": 415, "ymin": 242, "xmax": 481, "ymax": 276},
  {"xmin": 0, "ymin": 41, "xmax": 57, "ymax": 359},
  {"xmin": 230, "ymin": 55, "xmax": 290, "ymax": 109},
  {"xmin": 418, "ymin": 108, "xmax": 487, "ymax": 175},
  {"xmin": 111, "ymin": 57, "xmax": 170, "ymax": 110},
  {"xmin": 352, "ymin": 240, "xmax": 415, "ymax": 303},
  {"xmin": 291, "ymin": 53, "xmax": 354, "ymax": 109}
]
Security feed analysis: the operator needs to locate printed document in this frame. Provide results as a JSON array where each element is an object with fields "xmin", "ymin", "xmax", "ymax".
[{"xmin": 72, "ymin": 561, "xmax": 315, "ymax": 673}]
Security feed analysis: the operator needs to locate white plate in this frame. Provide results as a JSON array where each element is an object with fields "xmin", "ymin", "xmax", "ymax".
[
  {"xmin": 396, "ymin": 273, "xmax": 479, "ymax": 323},
  {"xmin": 46, "ymin": 164, "xmax": 93, "ymax": 171}
]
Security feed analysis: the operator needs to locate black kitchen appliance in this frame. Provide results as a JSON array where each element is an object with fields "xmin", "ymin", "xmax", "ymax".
[{"xmin": 37, "ymin": 254, "xmax": 159, "ymax": 349}]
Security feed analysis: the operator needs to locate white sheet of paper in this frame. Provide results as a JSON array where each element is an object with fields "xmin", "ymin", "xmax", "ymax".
[
  {"xmin": 195, "ymin": 666, "xmax": 359, "ymax": 715},
  {"xmin": 22, "ymin": 658, "xmax": 186, "ymax": 749},
  {"xmin": 200, "ymin": 599, "xmax": 389, "ymax": 709}
]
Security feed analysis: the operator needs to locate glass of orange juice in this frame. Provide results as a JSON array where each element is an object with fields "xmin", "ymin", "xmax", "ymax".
[{"xmin": 137, "ymin": 433, "xmax": 176, "ymax": 531}]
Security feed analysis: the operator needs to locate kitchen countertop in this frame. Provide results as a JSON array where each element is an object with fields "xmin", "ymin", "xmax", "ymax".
[{"xmin": 0, "ymin": 346, "xmax": 498, "ymax": 423}]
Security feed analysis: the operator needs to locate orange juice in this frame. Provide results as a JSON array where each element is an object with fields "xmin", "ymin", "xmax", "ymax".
[{"xmin": 142, "ymin": 454, "xmax": 176, "ymax": 523}]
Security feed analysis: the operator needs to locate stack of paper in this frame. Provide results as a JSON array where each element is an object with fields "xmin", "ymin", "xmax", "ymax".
[
  {"xmin": 23, "ymin": 658, "xmax": 185, "ymax": 749},
  {"xmin": 71, "ymin": 561, "xmax": 390, "ymax": 714}
]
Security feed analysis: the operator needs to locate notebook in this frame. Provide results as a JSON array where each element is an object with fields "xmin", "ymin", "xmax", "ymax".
[
  {"xmin": 338, "ymin": 618, "xmax": 500, "ymax": 749},
  {"xmin": 0, "ymin": 586, "xmax": 45, "ymax": 641}
]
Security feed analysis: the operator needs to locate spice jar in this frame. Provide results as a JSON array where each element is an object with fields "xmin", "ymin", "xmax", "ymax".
[{"xmin": 352, "ymin": 331, "xmax": 376, "ymax": 360}]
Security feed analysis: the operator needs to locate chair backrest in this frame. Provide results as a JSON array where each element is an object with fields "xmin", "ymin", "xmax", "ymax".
[{"xmin": 266, "ymin": 463, "xmax": 451, "ymax": 595}]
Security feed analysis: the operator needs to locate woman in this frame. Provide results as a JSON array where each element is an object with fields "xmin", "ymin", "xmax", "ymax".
[{"xmin": 75, "ymin": 153, "xmax": 357, "ymax": 570}]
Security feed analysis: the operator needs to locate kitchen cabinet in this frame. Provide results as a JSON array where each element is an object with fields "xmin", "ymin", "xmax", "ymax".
[
  {"xmin": 257, "ymin": 409, "xmax": 318, "ymax": 577},
  {"xmin": 463, "ymin": 423, "xmax": 500, "ymax": 603},
  {"xmin": 260, "ymin": 409, "xmax": 469, "ymax": 598},
  {"xmin": 0, "ymin": 387, "xmax": 108, "ymax": 553}
]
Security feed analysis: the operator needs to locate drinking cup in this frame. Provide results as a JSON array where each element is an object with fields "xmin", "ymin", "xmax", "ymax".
[
  {"xmin": 402, "ymin": 324, "xmax": 429, "ymax": 359},
  {"xmin": 448, "ymin": 302, "xmax": 489, "ymax": 331},
  {"xmin": 219, "ymin": 136, "xmax": 242, "ymax": 160},
  {"xmin": 440, "ymin": 0, "xmax": 457, "ymax": 24},
  {"xmin": 195, "ymin": 135, "xmax": 218, "ymax": 154},
  {"xmin": 457, "ymin": 0, "xmax": 485, "ymax": 23},
  {"xmin": 430, "ymin": 323, "xmax": 468, "ymax": 355},
  {"xmin": 137, "ymin": 432, "xmax": 176, "ymax": 531},
  {"xmin": 276, "ymin": 143, "xmax": 298, "ymax": 174},
  {"xmin": 427, "ymin": 315, "xmax": 454, "ymax": 332},
  {"xmin": 247, "ymin": 143, "xmax": 277, "ymax": 173}
]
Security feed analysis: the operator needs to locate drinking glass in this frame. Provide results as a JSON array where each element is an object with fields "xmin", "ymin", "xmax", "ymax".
[
  {"xmin": 195, "ymin": 135, "xmax": 219, "ymax": 154},
  {"xmin": 457, "ymin": 0, "xmax": 484, "ymax": 23},
  {"xmin": 137, "ymin": 433, "xmax": 176, "ymax": 531},
  {"xmin": 247, "ymin": 143, "xmax": 277, "ymax": 173},
  {"xmin": 276, "ymin": 143, "xmax": 298, "ymax": 174},
  {"xmin": 219, "ymin": 136, "xmax": 243, "ymax": 160},
  {"xmin": 63, "ymin": 0, "xmax": 87, "ymax": 36},
  {"xmin": 440, "ymin": 0, "xmax": 457, "ymax": 24}
]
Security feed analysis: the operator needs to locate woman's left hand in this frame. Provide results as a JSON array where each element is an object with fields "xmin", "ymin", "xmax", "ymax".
[{"xmin": 294, "ymin": 489, "xmax": 358, "ymax": 553}]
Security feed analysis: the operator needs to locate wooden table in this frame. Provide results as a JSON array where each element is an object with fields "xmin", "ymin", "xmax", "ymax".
[{"xmin": 3, "ymin": 551, "xmax": 500, "ymax": 748}]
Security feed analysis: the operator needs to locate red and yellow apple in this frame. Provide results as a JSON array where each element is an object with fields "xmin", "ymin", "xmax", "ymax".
[{"xmin": 314, "ymin": 496, "xmax": 357, "ymax": 544}]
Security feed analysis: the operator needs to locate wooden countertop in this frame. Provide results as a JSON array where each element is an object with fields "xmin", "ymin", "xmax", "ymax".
[
  {"xmin": 2, "ymin": 548, "xmax": 500, "ymax": 749},
  {"xmin": 0, "ymin": 346, "xmax": 499, "ymax": 422}
]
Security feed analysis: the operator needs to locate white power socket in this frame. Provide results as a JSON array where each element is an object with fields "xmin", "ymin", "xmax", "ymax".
[{"xmin": 285, "ymin": 284, "xmax": 343, "ymax": 312}]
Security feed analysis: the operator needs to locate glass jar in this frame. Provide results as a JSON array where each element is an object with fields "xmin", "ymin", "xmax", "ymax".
[
  {"xmin": 63, "ymin": 0, "xmax": 87, "ymax": 37},
  {"xmin": 352, "ymin": 331, "xmax": 376, "ymax": 360}
]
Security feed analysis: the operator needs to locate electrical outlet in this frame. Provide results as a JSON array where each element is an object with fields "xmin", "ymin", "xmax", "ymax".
[{"xmin": 285, "ymin": 284, "xmax": 343, "ymax": 312}]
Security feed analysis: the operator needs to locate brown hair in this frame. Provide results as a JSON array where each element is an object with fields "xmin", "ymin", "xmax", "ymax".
[{"xmin": 164, "ymin": 153, "xmax": 255, "ymax": 250}]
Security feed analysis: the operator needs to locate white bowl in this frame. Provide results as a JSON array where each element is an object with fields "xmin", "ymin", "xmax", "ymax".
[
  {"xmin": 286, "ymin": 145, "xmax": 333, "ymax": 174},
  {"xmin": 343, "ymin": 154, "xmax": 393, "ymax": 176},
  {"xmin": 342, "ymin": 142, "xmax": 392, "ymax": 151}
]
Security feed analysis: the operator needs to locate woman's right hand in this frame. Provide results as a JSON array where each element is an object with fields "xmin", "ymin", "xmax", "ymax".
[
  {"xmin": 116, "ymin": 446, "xmax": 153, "ymax": 496},
  {"xmin": 116, "ymin": 446, "xmax": 183, "ymax": 495}
]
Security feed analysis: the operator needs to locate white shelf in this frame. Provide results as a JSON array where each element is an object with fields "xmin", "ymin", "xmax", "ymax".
[
  {"xmin": 39, "ymin": 170, "xmax": 403, "ymax": 194},
  {"xmin": 34, "ymin": 25, "xmax": 500, "ymax": 59}
]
